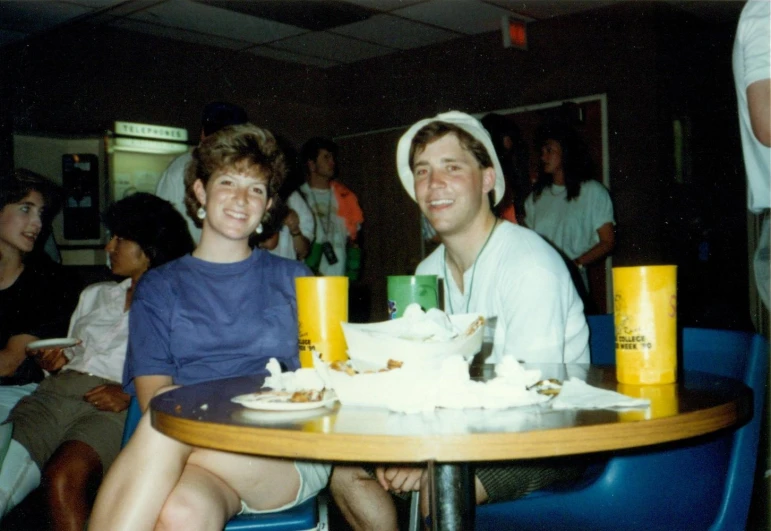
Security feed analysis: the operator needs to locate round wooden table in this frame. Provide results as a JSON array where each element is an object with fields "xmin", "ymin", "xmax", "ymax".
[{"xmin": 150, "ymin": 365, "xmax": 751, "ymax": 530}]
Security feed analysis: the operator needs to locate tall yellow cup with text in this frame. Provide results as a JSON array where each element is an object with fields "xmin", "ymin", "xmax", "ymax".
[
  {"xmin": 612, "ymin": 265, "xmax": 677, "ymax": 384},
  {"xmin": 296, "ymin": 276, "xmax": 349, "ymax": 368}
]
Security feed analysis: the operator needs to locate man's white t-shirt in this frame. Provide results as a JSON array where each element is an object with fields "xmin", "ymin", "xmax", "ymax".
[
  {"xmin": 155, "ymin": 151, "xmax": 200, "ymax": 242},
  {"xmin": 523, "ymin": 180, "xmax": 614, "ymax": 260},
  {"xmin": 300, "ymin": 183, "xmax": 348, "ymax": 276},
  {"xmin": 733, "ymin": 0, "xmax": 771, "ymax": 213},
  {"xmin": 268, "ymin": 191, "xmax": 316, "ymax": 260},
  {"xmin": 417, "ymin": 222, "xmax": 590, "ymax": 364}
]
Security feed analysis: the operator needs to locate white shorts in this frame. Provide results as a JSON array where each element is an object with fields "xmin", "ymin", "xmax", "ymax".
[{"xmin": 239, "ymin": 461, "xmax": 330, "ymax": 515}]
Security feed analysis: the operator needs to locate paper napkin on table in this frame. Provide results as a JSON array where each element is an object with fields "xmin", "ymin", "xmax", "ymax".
[
  {"xmin": 262, "ymin": 358, "xmax": 325, "ymax": 392},
  {"xmin": 551, "ymin": 377, "xmax": 650, "ymax": 410}
]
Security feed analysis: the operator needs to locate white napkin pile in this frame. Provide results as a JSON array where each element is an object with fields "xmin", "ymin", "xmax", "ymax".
[
  {"xmin": 262, "ymin": 358, "xmax": 325, "ymax": 392},
  {"xmin": 264, "ymin": 357, "xmax": 650, "ymax": 414},
  {"xmin": 551, "ymin": 377, "xmax": 650, "ymax": 410},
  {"xmin": 398, "ymin": 303, "xmax": 460, "ymax": 341}
]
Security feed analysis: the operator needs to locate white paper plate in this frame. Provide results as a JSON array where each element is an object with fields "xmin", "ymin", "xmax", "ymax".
[
  {"xmin": 231, "ymin": 390, "xmax": 338, "ymax": 411},
  {"xmin": 26, "ymin": 338, "xmax": 79, "ymax": 350}
]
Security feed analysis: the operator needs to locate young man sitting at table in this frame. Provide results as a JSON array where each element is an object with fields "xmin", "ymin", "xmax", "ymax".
[{"xmin": 330, "ymin": 111, "xmax": 590, "ymax": 530}]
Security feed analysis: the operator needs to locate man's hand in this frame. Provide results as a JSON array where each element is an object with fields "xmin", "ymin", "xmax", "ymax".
[
  {"xmin": 84, "ymin": 384, "xmax": 131, "ymax": 413},
  {"xmin": 284, "ymin": 209, "xmax": 301, "ymax": 235},
  {"xmin": 375, "ymin": 466, "xmax": 426, "ymax": 494},
  {"xmin": 258, "ymin": 232, "xmax": 280, "ymax": 251},
  {"xmin": 28, "ymin": 347, "xmax": 70, "ymax": 373}
]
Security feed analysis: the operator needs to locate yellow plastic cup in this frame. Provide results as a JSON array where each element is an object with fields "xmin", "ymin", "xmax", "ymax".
[
  {"xmin": 612, "ymin": 265, "xmax": 677, "ymax": 384},
  {"xmin": 617, "ymin": 383, "xmax": 678, "ymax": 421},
  {"xmin": 296, "ymin": 276, "xmax": 349, "ymax": 368}
]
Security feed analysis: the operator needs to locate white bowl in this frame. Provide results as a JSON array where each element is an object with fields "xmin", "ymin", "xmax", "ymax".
[{"xmin": 340, "ymin": 312, "xmax": 484, "ymax": 372}]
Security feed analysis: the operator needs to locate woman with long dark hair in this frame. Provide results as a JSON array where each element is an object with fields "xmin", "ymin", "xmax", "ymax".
[
  {"xmin": 0, "ymin": 169, "xmax": 81, "ymax": 410},
  {"xmin": 0, "ymin": 192, "xmax": 193, "ymax": 530},
  {"xmin": 524, "ymin": 122, "xmax": 615, "ymax": 294}
]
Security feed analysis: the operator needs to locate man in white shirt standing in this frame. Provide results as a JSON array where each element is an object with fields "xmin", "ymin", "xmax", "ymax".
[
  {"xmin": 733, "ymin": 0, "xmax": 770, "ymax": 309},
  {"xmin": 155, "ymin": 102, "xmax": 248, "ymax": 243},
  {"xmin": 298, "ymin": 137, "xmax": 363, "ymax": 277},
  {"xmin": 330, "ymin": 111, "xmax": 589, "ymax": 530}
]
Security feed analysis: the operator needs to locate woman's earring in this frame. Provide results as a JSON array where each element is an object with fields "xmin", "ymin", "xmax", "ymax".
[
  {"xmin": 197, "ymin": 207, "xmax": 206, "ymax": 220},
  {"xmin": 255, "ymin": 223, "xmax": 263, "ymax": 235}
]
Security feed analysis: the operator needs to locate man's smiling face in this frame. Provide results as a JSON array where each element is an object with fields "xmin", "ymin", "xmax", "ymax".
[{"xmin": 412, "ymin": 133, "xmax": 495, "ymax": 238}]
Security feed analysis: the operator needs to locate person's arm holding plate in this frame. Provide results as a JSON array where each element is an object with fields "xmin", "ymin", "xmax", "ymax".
[{"xmin": 26, "ymin": 285, "xmax": 89, "ymax": 374}]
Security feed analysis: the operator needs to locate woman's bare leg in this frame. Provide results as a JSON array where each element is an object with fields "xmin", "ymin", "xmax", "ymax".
[
  {"xmin": 185, "ymin": 448, "xmax": 300, "ymax": 513},
  {"xmin": 155, "ymin": 463, "xmax": 239, "ymax": 531},
  {"xmin": 91, "ymin": 412, "xmax": 304, "ymax": 531},
  {"xmin": 89, "ymin": 413, "xmax": 192, "ymax": 531}
]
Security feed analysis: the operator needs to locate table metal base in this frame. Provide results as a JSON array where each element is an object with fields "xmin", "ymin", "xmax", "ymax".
[{"xmin": 428, "ymin": 462, "xmax": 475, "ymax": 531}]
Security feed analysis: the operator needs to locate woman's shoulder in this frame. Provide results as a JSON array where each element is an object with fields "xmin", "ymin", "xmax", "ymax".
[
  {"xmin": 75, "ymin": 279, "xmax": 126, "ymax": 312},
  {"xmin": 580, "ymin": 179, "xmax": 611, "ymax": 196},
  {"xmin": 257, "ymin": 250, "xmax": 313, "ymax": 278}
]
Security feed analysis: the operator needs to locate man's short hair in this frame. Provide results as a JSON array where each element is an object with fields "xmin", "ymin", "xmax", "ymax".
[
  {"xmin": 408, "ymin": 121, "xmax": 494, "ymax": 172},
  {"xmin": 300, "ymin": 137, "xmax": 338, "ymax": 173},
  {"xmin": 201, "ymin": 102, "xmax": 248, "ymax": 137}
]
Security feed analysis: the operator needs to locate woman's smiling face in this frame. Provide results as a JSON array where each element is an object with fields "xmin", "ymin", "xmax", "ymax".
[
  {"xmin": 0, "ymin": 191, "xmax": 45, "ymax": 255},
  {"xmin": 194, "ymin": 165, "xmax": 272, "ymax": 242}
]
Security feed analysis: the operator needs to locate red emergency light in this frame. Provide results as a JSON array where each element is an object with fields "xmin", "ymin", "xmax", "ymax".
[{"xmin": 502, "ymin": 16, "xmax": 528, "ymax": 50}]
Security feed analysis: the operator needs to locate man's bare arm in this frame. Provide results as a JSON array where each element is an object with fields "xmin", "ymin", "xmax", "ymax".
[{"xmin": 747, "ymin": 79, "xmax": 771, "ymax": 147}]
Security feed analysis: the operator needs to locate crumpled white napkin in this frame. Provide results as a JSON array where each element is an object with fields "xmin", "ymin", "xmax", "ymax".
[
  {"xmin": 551, "ymin": 377, "xmax": 650, "ymax": 410},
  {"xmin": 316, "ymin": 353, "xmax": 551, "ymax": 413},
  {"xmin": 262, "ymin": 358, "xmax": 325, "ymax": 392},
  {"xmin": 397, "ymin": 303, "xmax": 460, "ymax": 341}
]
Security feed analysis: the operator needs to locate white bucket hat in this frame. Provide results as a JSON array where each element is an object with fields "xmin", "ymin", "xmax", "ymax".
[{"xmin": 396, "ymin": 110, "xmax": 506, "ymax": 206}]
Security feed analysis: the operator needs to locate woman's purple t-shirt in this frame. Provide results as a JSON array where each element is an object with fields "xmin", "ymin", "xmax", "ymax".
[{"xmin": 123, "ymin": 249, "xmax": 311, "ymax": 394}]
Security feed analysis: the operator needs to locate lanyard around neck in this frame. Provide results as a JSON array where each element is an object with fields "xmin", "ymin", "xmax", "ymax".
[
  {"xmin": 443, "ymin": 220, "xmax": 498, "ymax": 315},
  {"xmin": 308, "ymin": 187, "xmax": 334, "ymax": 237}
]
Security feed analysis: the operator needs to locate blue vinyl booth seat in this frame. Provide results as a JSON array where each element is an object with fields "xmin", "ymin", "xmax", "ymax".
[
  {"xmin": 476, "ymin": 315, "xmax": 769, "ymax": 531},
  {"xmin": 121, "ymin": 398, "xmax": 321, "ymax": 531}
]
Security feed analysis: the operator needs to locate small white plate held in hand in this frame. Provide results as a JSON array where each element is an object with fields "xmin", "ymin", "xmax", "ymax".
[{"xmin": 26, "ymin": 338, "xmax": 80, "ymax": 351}]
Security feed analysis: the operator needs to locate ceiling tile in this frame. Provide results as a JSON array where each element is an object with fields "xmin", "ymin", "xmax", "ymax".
[
  {"xmin": 126, "ymin": 0, "xmax": 307, "ymax": 44},
  {"xmin": 247, "ymin": 46, "xmax": 340, "ymax": 68},
  {"xmin": 393, "ymin": 0, "xmax": 515, "ymax": 34},
  {"xmin": 0, "ymin": 29, "xmax": 26, "ymax": 46},
  {"xmin": 341, "ymin": 0, "xmax": 427, "ymax": 12},
  {"xmin": 66, "ymin": 0, "xmax": 128, "ymax": 8},
  {"xmin": 197, "ymin": 0, "xmax": 378, "ymax": 31},
  {"xmin": 0, "ymin": 1, "xmax": 92, "ymax": 33},
  {"xmin": 111, "ymin": 18, "xmax": 249, "ymax": 50},
  {"xmin": 485, "ymin": 0, "xmax": 609, "ymax": 21},
  {"xmin": 269, "ymin": 31, "xmax": 395, "ymax": 63},
  {"xmin": 330, "ymin": 13, "xmax": 459, "ymax": 50}
]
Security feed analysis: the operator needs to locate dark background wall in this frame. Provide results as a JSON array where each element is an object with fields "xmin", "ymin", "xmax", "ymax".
[{"xmin": 0, "ymin": 2, "xmax": 750, "ymax": 328}]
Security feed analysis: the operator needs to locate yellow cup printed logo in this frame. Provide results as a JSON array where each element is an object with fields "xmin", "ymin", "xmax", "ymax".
[
  {"xmin": 296, "ymin": 276, "xmax": 349, "ymax": 368},
  {"xmin": 612, "ymin": 265, "xmax": 677, "ymax": 385}
]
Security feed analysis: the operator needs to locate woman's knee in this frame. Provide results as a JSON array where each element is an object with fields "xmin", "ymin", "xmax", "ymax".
[{"xmin": 156, "ymin": 487, "xmax": 229, "ymax": 531}]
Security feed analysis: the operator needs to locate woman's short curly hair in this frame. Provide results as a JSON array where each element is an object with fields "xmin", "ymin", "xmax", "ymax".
[
  {"xmin": 183, "ymin": 123, "xmax": 287, "ymax": 228},
  {"xmin": 104, "ymin": 193, "xmax": 194, "ymax": 269}
]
